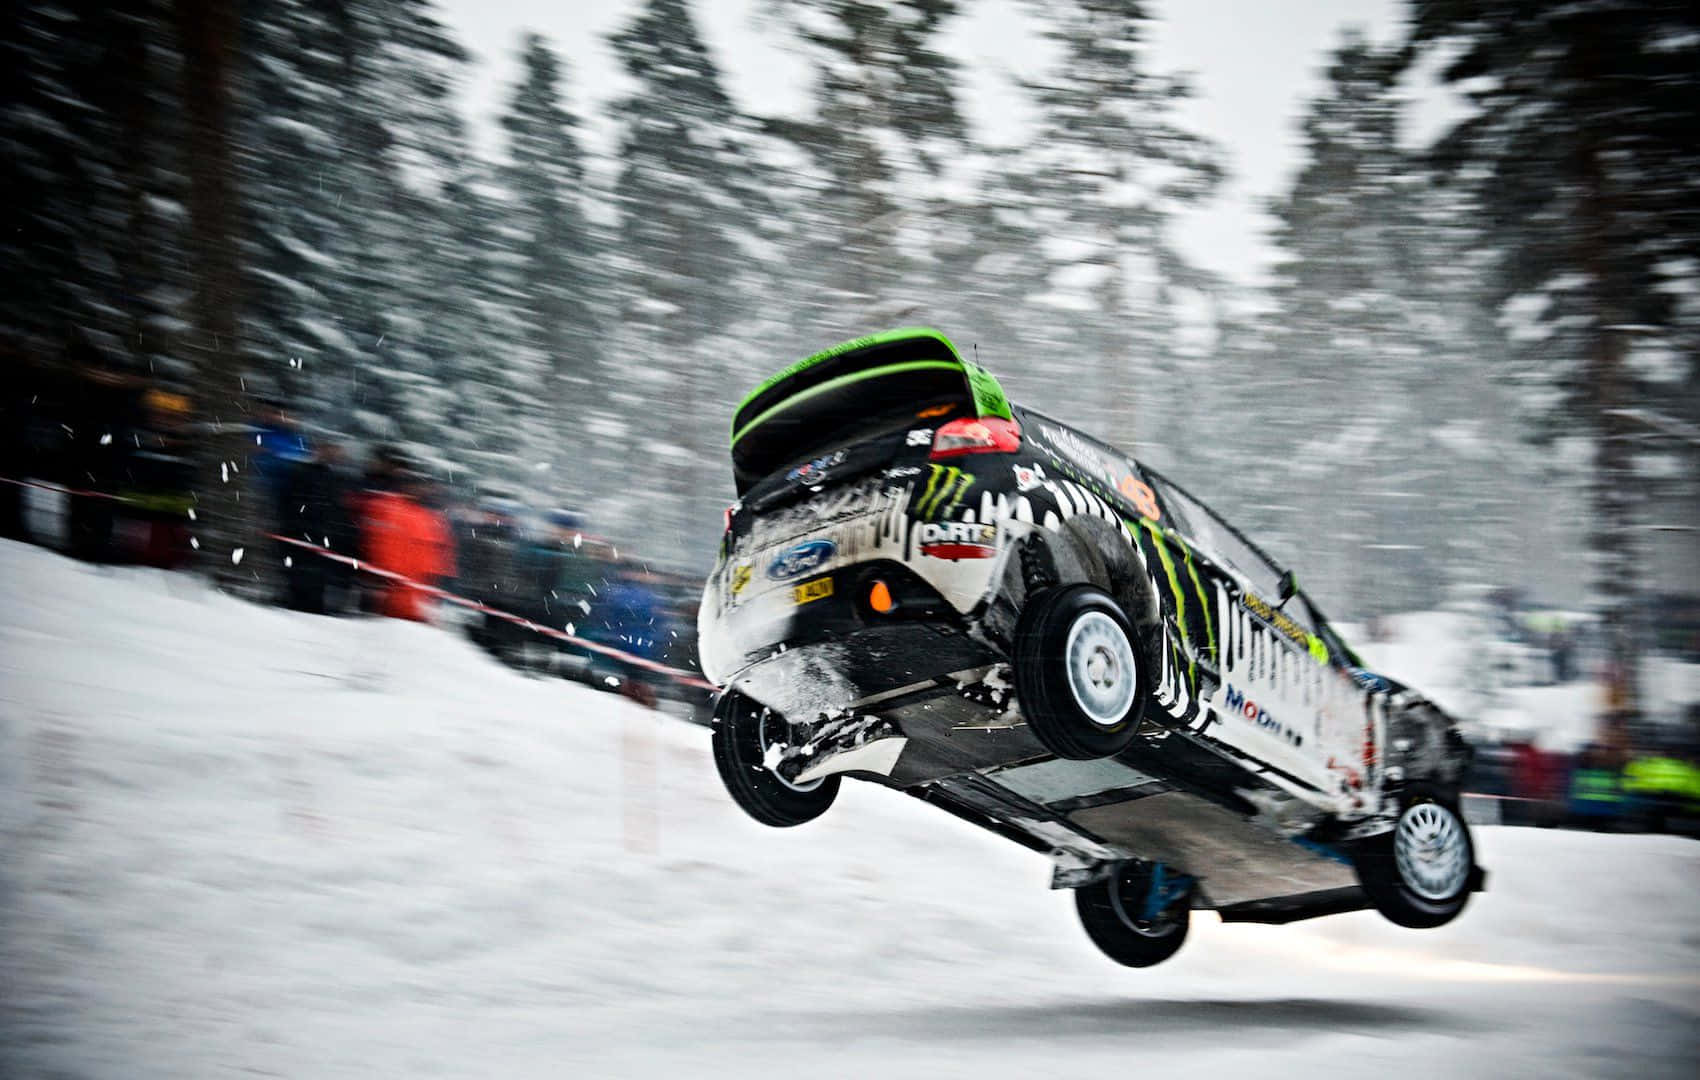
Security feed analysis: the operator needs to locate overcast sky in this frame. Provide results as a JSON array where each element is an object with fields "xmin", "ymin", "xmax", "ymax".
[{"xmin": 435, "ymin": 0, "xmax": 1428, "ymax": 288}]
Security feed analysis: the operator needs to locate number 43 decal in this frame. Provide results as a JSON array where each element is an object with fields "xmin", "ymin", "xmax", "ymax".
[{"xmin": 1119, "ymin": 474, "xmax": 1161, "ymax": 521}]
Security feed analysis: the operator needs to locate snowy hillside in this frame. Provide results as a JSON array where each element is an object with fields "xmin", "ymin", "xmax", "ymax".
[{"xmin": 2, "ymin": 540, "xmax": 1696, "ymax": 1079}]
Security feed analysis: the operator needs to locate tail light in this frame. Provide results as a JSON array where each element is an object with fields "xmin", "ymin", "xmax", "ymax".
[
  {"xmin": 722, "ymin": 505, "xmax": 736, "ymax": 533},
  {"xmin": 930, "ymin": 416, "xmax": 1022, "ymax": 459}
]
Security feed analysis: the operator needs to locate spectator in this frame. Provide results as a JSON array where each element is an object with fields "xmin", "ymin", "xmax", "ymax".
[
  {"xmin": 512, "ymin": 507, "xmax": 600, "ymax": 673},
  {"xmin": 455, "ymin": 496, "xmax": 523, "ymax": 657},
  {"xmin": 250, "ymin": 396, "xmax": 311, "ymax": 501},
  {"xmin": 279, "ymin": 441, "xmax": 358, "ymax": 614},
  {"xmin": 1567, "ymin": 744, "xmax": 1624, "ymax": 829},
  {"xmin": 587, "ymin": 558, "xmax": 673, "ymax": 708},
  {"xmin": 116, "ymin": 385, "xmax": 195, "ymax": 568},
  {"xmin": 359, "ymin": 467, "xmax": 456, "ymax": 622},
  {"xmin": 63, "ymin": 339, "xmax": 143, "ymax": 562}
]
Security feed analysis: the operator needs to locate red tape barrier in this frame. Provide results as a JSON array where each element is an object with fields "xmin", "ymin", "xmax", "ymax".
[
  {"xmin": 268, "ymin": 533, "xmax": 715, "ymax": 690},
  {"xmin": 4, "ymin": 473, "xmax": 716, "ymax": 691}
]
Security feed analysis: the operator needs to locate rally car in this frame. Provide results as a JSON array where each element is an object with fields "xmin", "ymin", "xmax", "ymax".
[{"xmin": 699, "ymin": 327, "xmax": 1483, "ymax": 968}]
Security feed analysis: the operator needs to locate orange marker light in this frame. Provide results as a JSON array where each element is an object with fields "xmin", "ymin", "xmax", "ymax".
[{"xmin": 868, "ymin": 580, "xmax": 896, "ymax": 614}]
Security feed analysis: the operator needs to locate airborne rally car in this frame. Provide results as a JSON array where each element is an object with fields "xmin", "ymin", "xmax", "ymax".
[{"xmin": 699, "ymin": 328, "xmax": 1483, "ymax": 968}]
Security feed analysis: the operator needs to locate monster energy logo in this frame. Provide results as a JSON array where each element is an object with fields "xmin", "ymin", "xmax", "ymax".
[{"xmin": 916, "ymin": 464, "xmax": 975, "ymax": 520}]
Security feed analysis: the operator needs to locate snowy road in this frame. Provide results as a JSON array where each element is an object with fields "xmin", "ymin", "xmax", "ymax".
[{"xmin": 2, "ymin": 540, "xmax": 1697, "ymax": 1078}]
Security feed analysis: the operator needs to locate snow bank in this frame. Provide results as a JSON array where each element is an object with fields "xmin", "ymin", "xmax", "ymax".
[{"xmin": 1, "ymin": 541, "xmax": 1696, "ymax": 1078}]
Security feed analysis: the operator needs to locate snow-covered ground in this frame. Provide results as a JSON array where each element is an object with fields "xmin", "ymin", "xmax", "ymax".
[{"xmin": 2, "ymin": 539, "xmax": 1696, "ymax": 1079}]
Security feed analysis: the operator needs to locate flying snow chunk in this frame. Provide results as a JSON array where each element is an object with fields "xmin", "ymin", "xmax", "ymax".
[
  {"xmin": 190, "ymin": 537, "xmax": 200, "ymax": 550},
  {"xmin": 187, "ymin": 508, "xmax": 196, "ymax": 521},
  {"xmin": 284, "ymin": 556, "xmax": 293, "ymax": 568},
  {"xmin": 232, "ymin": 547, "xmax": 244, "ymax": 565},
  {"xmin": 99, "ymin": 433, "xmax": 112, "ymax": 445},
  {"xmin": 221, "ymin": 462, "xmax": 229, "ymax": 483},
  {"xmin": 604, "ymin": 676, "xmax": 621, "ymax": 688}
]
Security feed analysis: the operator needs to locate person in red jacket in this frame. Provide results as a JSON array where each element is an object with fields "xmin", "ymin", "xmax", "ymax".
[{"xmin": 360, "ymin": 468, "xmax": 456, "ymax": 622}]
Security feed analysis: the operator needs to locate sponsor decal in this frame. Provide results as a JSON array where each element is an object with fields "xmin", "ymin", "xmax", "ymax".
[
  {"xmin": 1012, "ymin": 461, "xmax": 1046, "ymax": 492},
  {"xmin": 915, "ymin": 464, "xmax": 974, "ymax": 520},
  {"xmin": 1036, "ymin": 423, "xmax": 1162, "ymax": 521},
  {"xmin": 1224, "ymin": 684, "xmax": 1302, "ymax": 746},
  {"xmin": 1117, "ymin": 474, "xmax": 1161, "ymax": 520},
  {"xmin": 906, "ymin": 428, "xmax": 933, "ymax": 447},
  {"xmin": 791, "ymin": 575, "xmax": 834, "ymax": 606},
  {"xmin": 1349, "ymin": 667, "xmax": 1390, "ymax": 694},
  {"xmin": 729, "ymin": 561, "xmax": 753, "ymax": 598},
  {"xmin": 1241, "ymin": 591, "xmax": 1313, "ymax": 651},
  {"xmin": 884, "ymin": 465, "xmax": 923, "ymax": 479},
  {"xmin": 768, "ymin": 539, "xmax": 836, "ymax": 580},
  {"xmin": 919, "ymin": 521, "xmax": 997, "ymax": 560},
  {"xmin": 786, "ymin": 449, "xmax": 847, "ymax": 486}
]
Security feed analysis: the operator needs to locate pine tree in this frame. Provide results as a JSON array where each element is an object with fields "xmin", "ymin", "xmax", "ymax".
[
  {"xmin": 1412, "ymin": 0, "xmax": 1700, "ymax": 719},
  {"xmin": 1259, "ymin": 32, "xmax": 1549, "ymax": 615},
  {"xmin": 1, "ymin": 0, "xmax": 192, "ymax": 369},
  {"xmin": 497, "ymin": 32, "xmax": 603, "ymax": 506},
  {"xmin": 767, "ymin": 0, "xmax": 969, "ymax": 340},
  {"xmin": 1017, "ymin": 0, "xmax": 1222, "ymax": 451},
  {"xmin": 605, "ymin": 0, "xmax": 773, "ymax": 554}
]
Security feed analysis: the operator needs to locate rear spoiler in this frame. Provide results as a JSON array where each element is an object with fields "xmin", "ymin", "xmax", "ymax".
[{"xmin": 730, "ymin": 327, "xmax": 1013, "ymax": 452}]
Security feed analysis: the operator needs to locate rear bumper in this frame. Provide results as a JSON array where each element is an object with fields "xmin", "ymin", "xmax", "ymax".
[{"xmin": 701, "ymin": 558, "xmax": 1001, "ymax": 715}]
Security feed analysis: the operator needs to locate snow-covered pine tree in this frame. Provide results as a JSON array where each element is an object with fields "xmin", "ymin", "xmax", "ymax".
[
  {"xmin": 764, "ymin": 0, "xmax": 969, "ymax": 343},
  {"xmin": 1257, "ymin": 31, "xmax": 1557, "ymax": 615},
  {"xmin": 604, "ymin": 0, "xmax": 772, "ymax": 556},
  {"xmin": 1016, "ymin": 0, "xmax": 1222, "ymax": 453},
  {"xmin": 1, "ymin": 0, "xmax": 191, "ymax": 370},
  {"xmin": 496, "ymin": 32, "xmax": 604, "ymax": 510},
  {"xmin": 1412, "ymin": 0, "xmax": 1700, "ymax": 719}
]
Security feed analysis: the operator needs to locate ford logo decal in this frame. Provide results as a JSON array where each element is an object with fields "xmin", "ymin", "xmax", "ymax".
[{"xmin": 768, "ymin": 539, "xmax": 836, "ymax": 581}]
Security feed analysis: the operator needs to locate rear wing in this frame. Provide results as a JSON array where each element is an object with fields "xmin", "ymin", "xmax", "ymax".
[{"xmin": 730, "ymin": 327, "xmax": 1013, "ymax": 492}]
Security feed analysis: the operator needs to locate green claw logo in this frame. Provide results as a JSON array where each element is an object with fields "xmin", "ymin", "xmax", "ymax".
[{"xmin": 916, "ymin": 464, "xmax": 975, "ymax": 520}]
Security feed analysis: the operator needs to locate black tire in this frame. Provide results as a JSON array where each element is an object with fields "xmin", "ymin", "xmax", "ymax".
[
  {"xmin": 711, "ymin": 690, "xmax": 840, "ymax": 828},
  {"xmin": 1014, "ymin": 584, "xmax": 1146, "ymax": 760},
  {"xmin": 1353, "ymin": 786, "xmax": 1475, "ymax": 929},
  {"xmin": 1075, "ymin": 863, "xmax": 1191, "ymax": 968}
]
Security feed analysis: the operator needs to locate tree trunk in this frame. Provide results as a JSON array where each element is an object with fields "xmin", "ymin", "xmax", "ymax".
[{"xmin": 173, "ymin": 0, "xmax": 264, "ymax": 595}]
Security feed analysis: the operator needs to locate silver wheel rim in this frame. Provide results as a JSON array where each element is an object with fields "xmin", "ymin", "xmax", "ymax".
[
  {"xmin": 1064, "ymin": 610, "xmax": 1137, "ymax": 727},
  {"xmin": 756, "ymin": 708, "xmax": 821, "ymax": 793},
  {"xmin": 1394, "ymin": 801, "xmax": 1470, "ymax": 901}
]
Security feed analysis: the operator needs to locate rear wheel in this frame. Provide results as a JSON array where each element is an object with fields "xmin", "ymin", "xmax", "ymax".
[
  {"xmin": 1075, "ymin": 863, "xmax": 1192, "ymax": 968},
  {"xmin": 711, "ymin": 690, "xmax": 839, "ymax": 827},
  {"xmin": 1014, "ymin": 585, "xmax": 1145, "ymax": 760},
  {"xmin": 1354, "ymin": 787, "xmax": 1475, "ymax": 929}
]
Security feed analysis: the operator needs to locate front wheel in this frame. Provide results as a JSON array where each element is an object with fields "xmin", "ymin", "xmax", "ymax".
[
  {"xmin": 1075, "ymin": 863, "xmax": 1192, "ymax": 968},
  {"xmin": 711, "ymin": 690, "xmax": 839, "ymax": 827},
  {"xmin": 1014, "ymin": 585, "xmax": 1146, "ymax": 760},
  {"xmin": 1354, "ymin": 787, "xmax": 1475, "ymax": 929}
]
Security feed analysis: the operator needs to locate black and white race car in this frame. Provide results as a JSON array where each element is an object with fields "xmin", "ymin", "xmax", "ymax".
[{"xmin": 699, "ymin": 327, "xmax": 1483, "ymax": 968}]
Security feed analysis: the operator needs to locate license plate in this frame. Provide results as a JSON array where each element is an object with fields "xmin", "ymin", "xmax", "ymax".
[{"xmin": 792, "ymin": 576, "xmax": 834, "ymax": 606}]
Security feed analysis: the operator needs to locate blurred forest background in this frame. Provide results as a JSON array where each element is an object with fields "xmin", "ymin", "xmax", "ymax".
[{"xmin": 3, "ymin": 0, "xmax": 1697, "ymax": 638}]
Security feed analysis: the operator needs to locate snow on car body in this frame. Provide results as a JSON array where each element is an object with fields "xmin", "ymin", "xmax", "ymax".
[{"xmin": 700, "ymin": 328, "xmax": 1483, "ymax": 966}]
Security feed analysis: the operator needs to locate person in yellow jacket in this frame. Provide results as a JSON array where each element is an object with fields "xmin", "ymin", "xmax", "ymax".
[{"xmin": 1622, "ymin": 753, "xmax": 1700, "ymax": 833}]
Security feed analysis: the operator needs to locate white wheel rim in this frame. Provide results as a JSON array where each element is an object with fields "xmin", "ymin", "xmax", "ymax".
[
  {"xmin": 757, "ymin": 709, "xmax": 821, "ymax": 793},
  {"xmin": 1394, "ymin": 801, "xmax": 1470, "ymax": 901},
  {"xmin": 1064, "ymin": 610, "xmax": 1137, "ymax": 727}
]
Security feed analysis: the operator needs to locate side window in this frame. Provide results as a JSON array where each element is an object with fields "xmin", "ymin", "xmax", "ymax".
[
  {"xmin": 1018, "ymin": 411, "xmax": 1160, "ymax": 521},
  {"xmin": 1142, "ymin": 471, "xmax": 1288, "ymax": 604}
]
